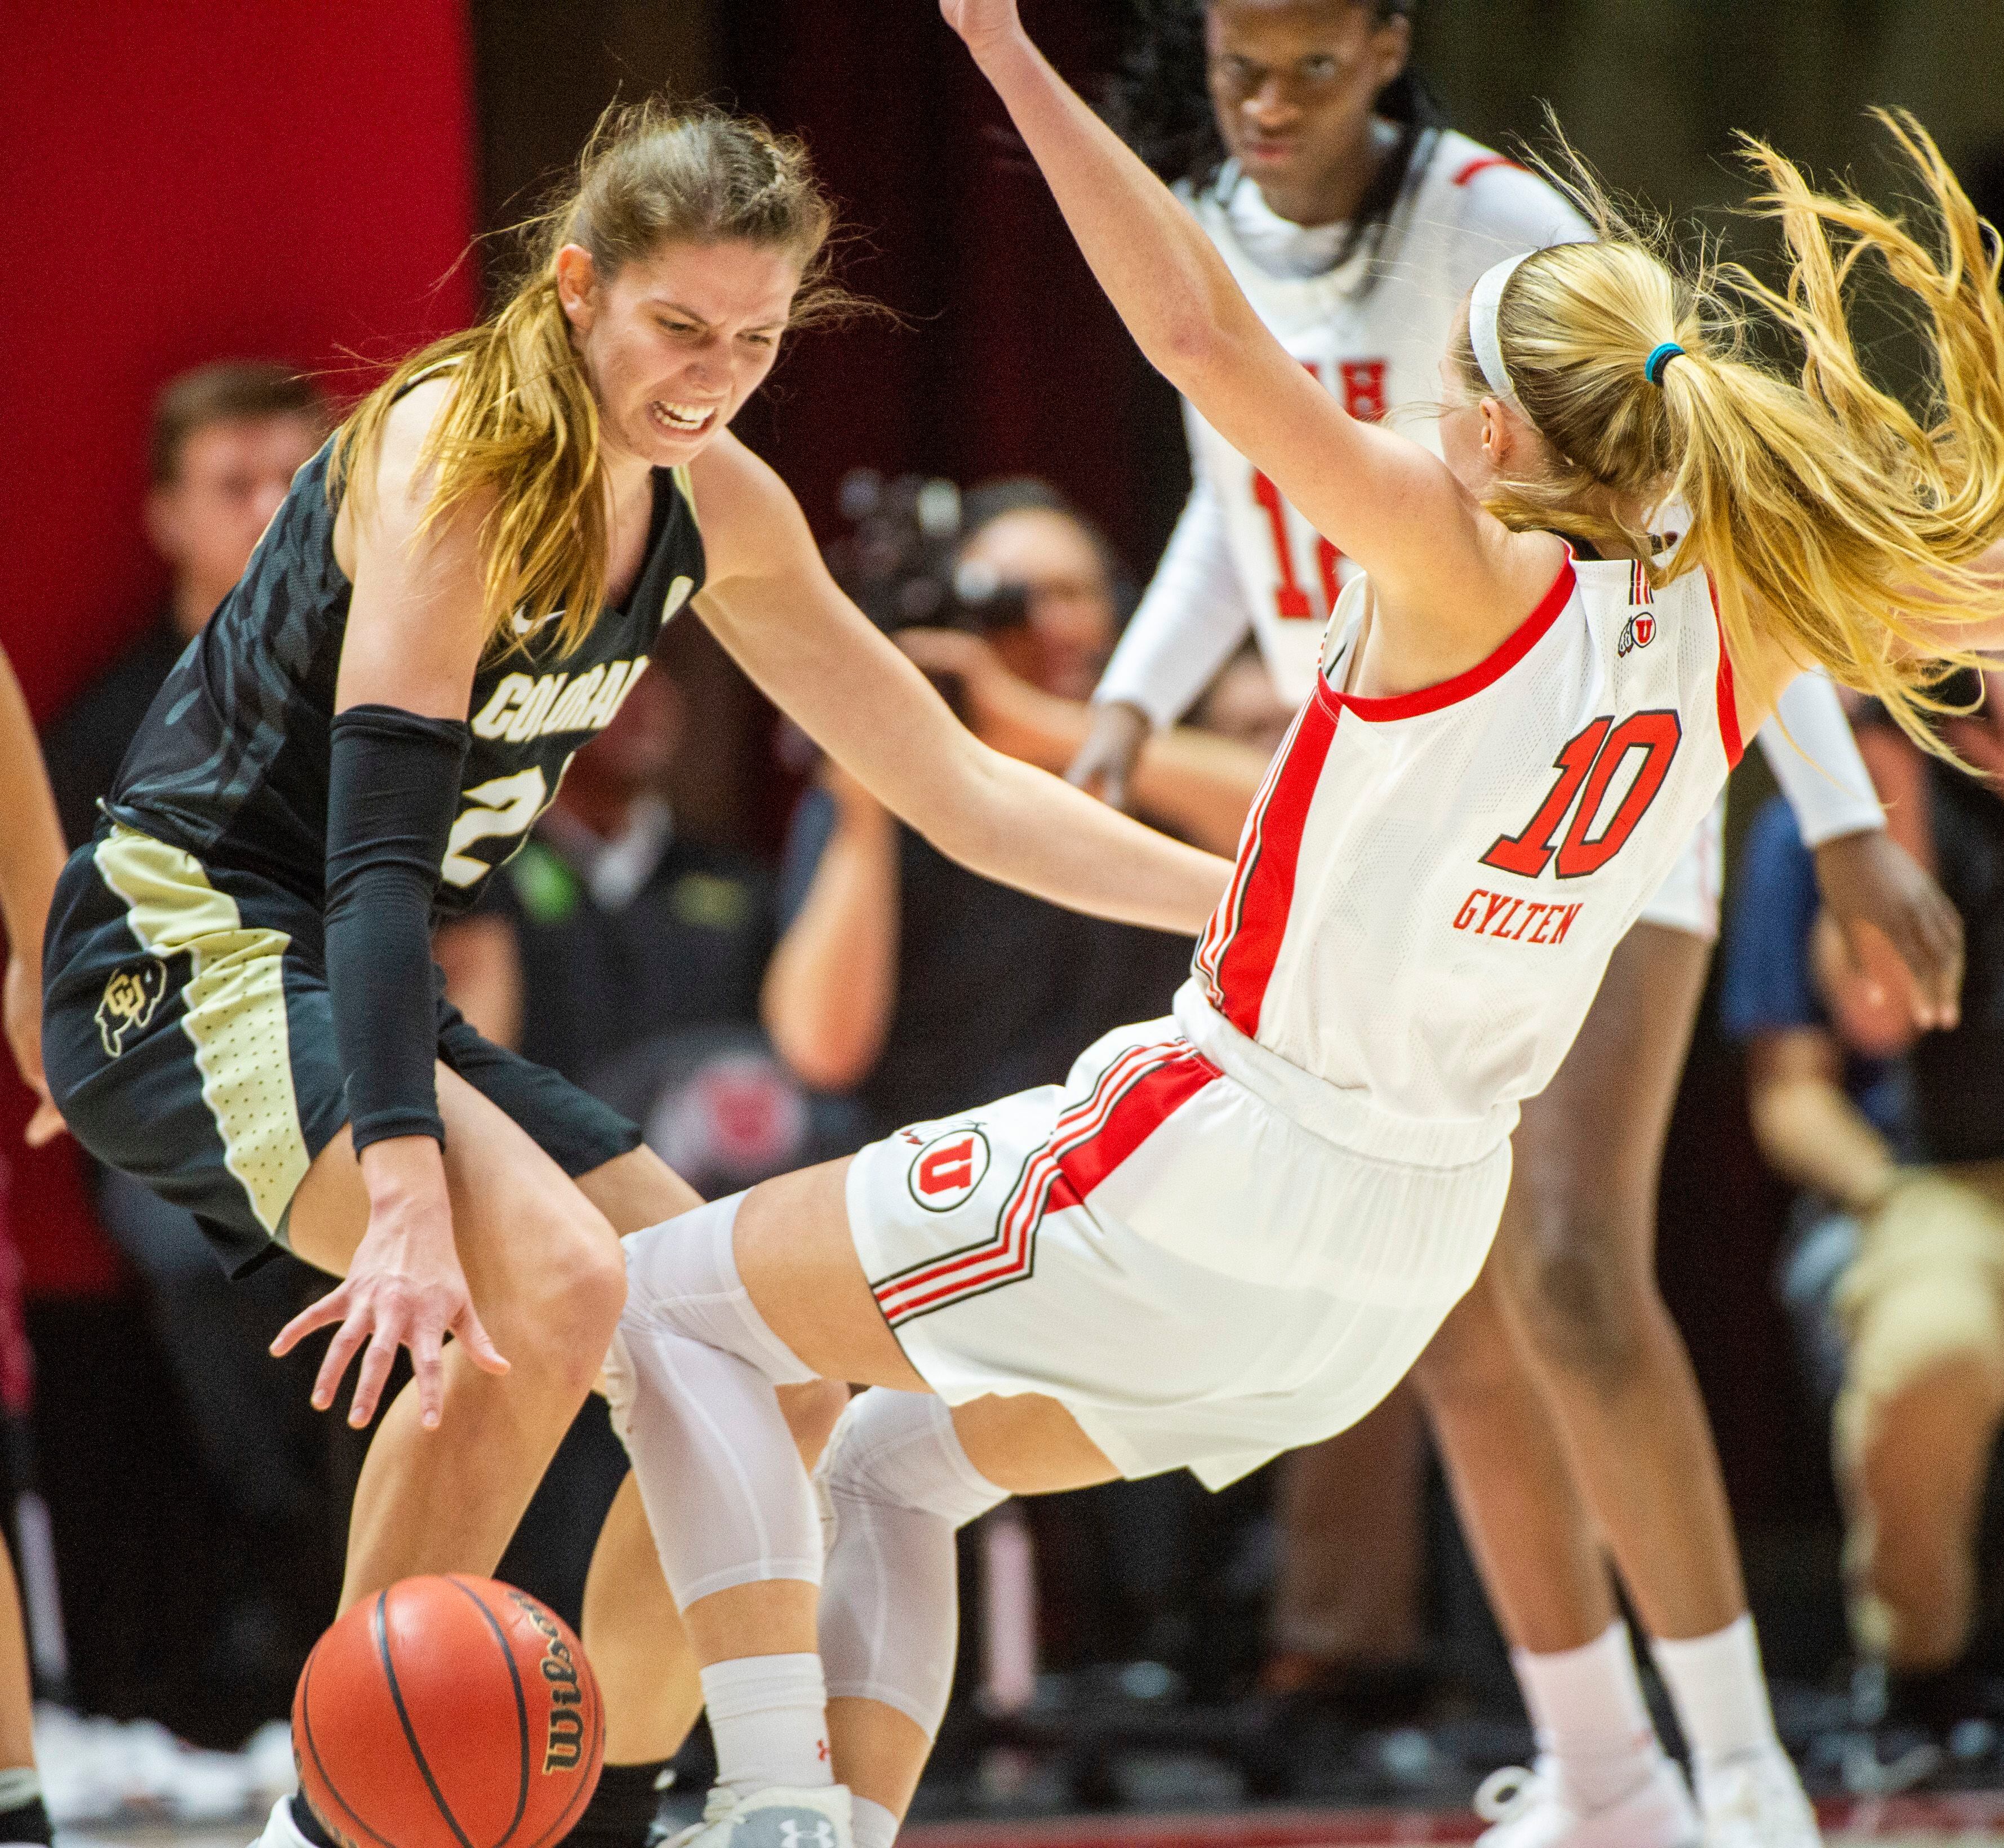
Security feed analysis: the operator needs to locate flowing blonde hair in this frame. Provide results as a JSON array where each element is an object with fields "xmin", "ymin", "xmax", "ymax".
[
  {"xmin": 1459, "ymin": 112, "xmax": 2004, "ymax": 753},
  {"xmin": 331, "ymin": 99, "xmax": 849, "ymax": 656}
]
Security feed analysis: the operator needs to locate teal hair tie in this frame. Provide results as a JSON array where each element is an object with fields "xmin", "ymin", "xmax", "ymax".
[{"xmin": 1644, "ymin": 342, "xmax": 1685, "ymax": 387}]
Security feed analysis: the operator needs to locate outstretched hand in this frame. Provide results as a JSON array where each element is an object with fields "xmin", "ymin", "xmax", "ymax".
[
  {"xmin": 939, "ymin": 0, "xmax": 1022, "ymax": 55},
  {"xmin": 272, "ymin": 1149, "xmax": 509, "ymax": 1429},
  {"xmin": 1813, "ymin": 827, "xmax": 1963, "ymax": 1030}
]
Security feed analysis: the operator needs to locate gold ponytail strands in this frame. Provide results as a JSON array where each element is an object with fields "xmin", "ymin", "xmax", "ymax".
[
  {"xmin": 1470, "ymin": 113, "xmax": 2004, "ymax": 758},
  {"xmin": 330, "ymin": 99, "xmax": 851, "ymax": 659}
]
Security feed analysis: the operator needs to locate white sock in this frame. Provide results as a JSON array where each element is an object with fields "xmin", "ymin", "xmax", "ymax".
[
  {"xmin": 700, "ymin": 1654, "xmax": 834, "ymax": 1799},
  {"xmin": 1513, "ymin": 1622, "xmax": 1665, "ymax": 1814},
  {"xmin": 1650, "ymin": 1614, "xmax": 1779, "ymax": 1772},
  {"xmin": 851, "ymin": 1796, "xmax": 899, "ymax": 1848}
]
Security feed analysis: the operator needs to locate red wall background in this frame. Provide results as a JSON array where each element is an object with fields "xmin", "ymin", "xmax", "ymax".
[{"xmin": 0, "ymin": 3, "xmax": 479, "ymax": 1290}]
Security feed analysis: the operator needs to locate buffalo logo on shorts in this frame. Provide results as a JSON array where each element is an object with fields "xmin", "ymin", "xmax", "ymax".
[
  {"xmin": 1617, "ymin": 611, "xmax": 1656, "ymax": 657},
  {"xmin": 907, "ymin": 1127, "xmax": 990, "ymax": 1212},
  {"xmin": 95, "ymin": 958, "xmax": 167, "ymax": 1058}
]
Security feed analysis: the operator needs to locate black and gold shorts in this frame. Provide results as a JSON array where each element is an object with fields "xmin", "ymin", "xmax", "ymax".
[{"xmin": 43, "ymin": 825, "xmax": 641, "ymax": 1276}]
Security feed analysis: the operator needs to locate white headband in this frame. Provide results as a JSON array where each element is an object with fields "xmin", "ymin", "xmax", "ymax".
[{"xmin": 1469, "ymin": 250, "xmax": 1534, "ymax": 403}]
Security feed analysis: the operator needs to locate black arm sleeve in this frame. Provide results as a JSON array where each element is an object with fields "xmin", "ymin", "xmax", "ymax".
[{"xmin": 325, "ymin": 705, "xmax": 471, "ymax": 1153}]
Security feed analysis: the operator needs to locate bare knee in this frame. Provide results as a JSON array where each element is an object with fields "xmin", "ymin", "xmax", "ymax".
[
  {"xmin": 1507, "ymin": 1197, "xmax": 1660, "ymax": 1395},
  {"xmin": 1412, "ymin": 1278, "xmax": 1523, "ymax": 1412},
  {"xmin": 497, "ymin": 1201, "xmax": 626, "ymax": 1393}
]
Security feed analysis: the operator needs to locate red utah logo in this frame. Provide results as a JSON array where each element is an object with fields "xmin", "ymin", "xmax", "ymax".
[{"xmin": 908, "ymin": 1128, "xmax": 992, "ymax": 1212}]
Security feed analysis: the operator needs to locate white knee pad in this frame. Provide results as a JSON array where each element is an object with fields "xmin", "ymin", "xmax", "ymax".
[
  {"xmin": 607, "ymin": 1194, "xmax": 825, "ymax": 1609},
  {"xmin": 816, "ymin": 1389, "xmax": 1007, "ymax": 1738}
]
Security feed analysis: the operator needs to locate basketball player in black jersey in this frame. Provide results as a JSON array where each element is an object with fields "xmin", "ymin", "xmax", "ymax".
[{"xmin": 39, "ymin": 103, "xmax": 1229, "ymax": 1848}]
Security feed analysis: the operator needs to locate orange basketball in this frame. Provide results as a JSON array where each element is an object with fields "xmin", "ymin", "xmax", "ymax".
[{"xmin": 292, "ymin": 1575, "xmax": 605, "ymax": 1848}]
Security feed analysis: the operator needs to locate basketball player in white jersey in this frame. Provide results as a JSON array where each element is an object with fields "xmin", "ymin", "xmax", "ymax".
[
  {"xmin": 1065, "ymin": 6, "xmax": 1962, "ymax": 1844},
  {"xmin": 606, "ymin": 11, "xmax": 2004, "ymax": 1848}
]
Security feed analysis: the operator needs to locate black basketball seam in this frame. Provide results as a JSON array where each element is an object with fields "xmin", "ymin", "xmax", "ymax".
[
  {"xmin": 297, "ymin": 1647, "xmax": 402, "ymax": 1848},
  {"xmin": 524, "ymin": 1650, "xmax": 605, "ymax": 1848},
  {"xmin": 444, "ymin": 1575, "xmax": 531, "ymax": 1848},
  {"xmin": 375, "ymin": 1585, "xmax": 479, "ymax": 1848}
]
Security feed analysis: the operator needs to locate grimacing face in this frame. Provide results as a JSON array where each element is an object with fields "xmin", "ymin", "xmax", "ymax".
[
  {"xmin": 1205, "ymin": 0, "xmax": 1410, "ymax": 228},
  {"xmin": 557, "ymin": 238, "xmax": 802, "ymax": 467}
]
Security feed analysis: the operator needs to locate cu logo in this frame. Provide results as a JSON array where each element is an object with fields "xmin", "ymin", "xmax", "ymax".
[{"xmin": 907, "ymin": 1127, "xmax": 991, "ymax": 1212}]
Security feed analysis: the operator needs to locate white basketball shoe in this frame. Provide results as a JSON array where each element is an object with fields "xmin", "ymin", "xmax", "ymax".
[
  {"xmin": 1474, "ymin": 1754, "xmax": 1702, "ymax": 1847},
  {"xmin": 663, "ymin": 1785, "xmax": 854, "ymax": 1848},
  {"xmin": 1694, "ymin": 1745, "xmax": 1823, "ymax": 1847}
]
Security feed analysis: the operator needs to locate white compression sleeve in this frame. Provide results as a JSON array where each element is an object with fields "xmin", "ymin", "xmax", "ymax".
[
  {"xmin": 817, "ymin": 1389, "xmax": 1008, "ymax": 1738},
  {"xmin": 607, "ymin": 1196, "xmax": 825, "ymax": 1608},
  {"xmin": 1757, "ymin": 670, "xmax": 1883, "ymax": 847},
  {"xmin": 1094, "ymin": 468, "xmax": 1254, "ymax": 729}
]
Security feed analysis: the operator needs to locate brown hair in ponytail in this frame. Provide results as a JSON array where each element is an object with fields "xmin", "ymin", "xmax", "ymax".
[{"xmin": 332, "ymin": 99, "xmax": 848, "ymax": 656}]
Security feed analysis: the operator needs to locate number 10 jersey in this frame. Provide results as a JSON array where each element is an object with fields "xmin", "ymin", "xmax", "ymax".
[{"xmin": 1180, "ymin": 551, "xmax": 1741, "ymax": 1161}]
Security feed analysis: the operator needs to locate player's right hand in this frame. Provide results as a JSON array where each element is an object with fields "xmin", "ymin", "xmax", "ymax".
[
  {"xmin": 273, "ymin": 1143, "xmax": 509, "ymax": 1430},
  {"xmin": 1066, "ymin": 701, "xmax": 1150, "ymax": 813}
]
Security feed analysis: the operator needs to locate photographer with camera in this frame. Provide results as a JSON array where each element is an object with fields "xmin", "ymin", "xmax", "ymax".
[{"xmin": 763, "ymin": 479, "xmax": 1194, "ymax": 1131}]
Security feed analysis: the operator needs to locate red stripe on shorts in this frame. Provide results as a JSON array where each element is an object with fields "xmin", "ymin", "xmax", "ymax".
[{"xmin": 873, "ymin": 1042, "xmax": 1218, "ymax": 1327}]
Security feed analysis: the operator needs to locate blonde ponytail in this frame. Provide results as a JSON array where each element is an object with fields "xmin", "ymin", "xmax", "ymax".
[
  {"xmin": 1463, "ymin": 112, "xmax": 2004, "ymax": 754},
  {"xmin": 331, "ymin": 100, "xmax": 851, "ymax": 658}
]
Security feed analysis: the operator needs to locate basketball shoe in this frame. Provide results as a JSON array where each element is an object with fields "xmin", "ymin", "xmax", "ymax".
[
  {"xmin": 663, "ymin": 1785, "xmax": 853, "ymax": 1848},
  {"xmin": 1693, "ymin": 1745, "xmax": 1823, "ymax": 1846},
  {"xmin": 1474, "ymin": 1754, "xmax": 1701, "ymax": 1846}
]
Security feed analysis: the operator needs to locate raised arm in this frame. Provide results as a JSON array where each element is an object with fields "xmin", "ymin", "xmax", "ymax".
[
  {"xmin": 690, "ymin": 437, "xmax": 1232, "ymax": 937},
  {"xmin": 940, "ymin": 0, "xmax": 1477, "ymax": 601}
]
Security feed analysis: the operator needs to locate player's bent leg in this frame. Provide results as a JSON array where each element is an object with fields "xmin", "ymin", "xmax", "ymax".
[
  {"xmin": 1413, "ymin": 1261, "xmax": 1615, "ymax": 1656},
  {"xmin": 1498, "ymin": 922, "xmax": 1816, "ymax": 1844},
  {"xmin": 822, "ymin": 1390, "xmax": 1118, "ymax": 1834},
  {"xmin": 286, "ymin": 1061, "xmax": 629, "ymax": 1607},
  {"xmin": 1415, "ymin": 1267, "xmax": 1696, "ymax": 1847},
  {"xmin": 571, "ymin": 1146, "xmax": 851, "ymax": 1844}
]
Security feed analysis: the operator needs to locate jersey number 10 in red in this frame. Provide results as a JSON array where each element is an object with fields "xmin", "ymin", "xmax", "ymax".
[{"xmin": 1481, "ymin": 710, "xmax": 1683, "ymax": 880}]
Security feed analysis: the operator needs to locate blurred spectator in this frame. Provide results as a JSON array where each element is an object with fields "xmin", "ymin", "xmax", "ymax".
[
  {"xmin": 763, "ymin": 478, "xmax": 1193, "ymax": 1135},
  {"xmin": 43, "ymin": 363, "xmax": 328, "ymax": 849},
  {"xmin": 1725, "ymin": 683, "xmax": 2004, "ymax": 1754},
  {"xmin": 36, "ymin": 362, "xmax": 332, "ymax": 1708}
]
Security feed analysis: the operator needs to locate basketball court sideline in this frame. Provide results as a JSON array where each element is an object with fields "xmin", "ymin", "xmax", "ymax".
[{"xmin": 75, "ymin": 1795, "xmax": 2004, "ymax": 1848}]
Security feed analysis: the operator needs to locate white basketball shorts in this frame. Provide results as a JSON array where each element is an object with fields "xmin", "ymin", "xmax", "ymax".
[
  {"xmin": 845, "ymin": 1019, "xmax": 1511, "ymax": 1490},
  {"xmin": 1637, "ymin": 794, "xmax": 1725, "ymax": 940}
]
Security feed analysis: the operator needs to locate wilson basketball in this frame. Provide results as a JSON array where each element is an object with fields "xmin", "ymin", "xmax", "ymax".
[{"xmin": 292, "ymin": 1575, "xmax": 605, "ymax": 1848}]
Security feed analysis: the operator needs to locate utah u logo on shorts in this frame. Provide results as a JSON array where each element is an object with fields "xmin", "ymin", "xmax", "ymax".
[
  {"xmin": 907, "ymin": 1127, "xmax": 990, "ymax": 1212},
  {"xmin": 96, "ymin": 958, "xmax": 167, "ymax": 1058}
]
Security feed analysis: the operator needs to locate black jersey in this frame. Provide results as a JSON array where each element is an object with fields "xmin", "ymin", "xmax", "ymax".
[{"xmin": 106, "ymin": 438, "xmax": 704, "ymax": 917}]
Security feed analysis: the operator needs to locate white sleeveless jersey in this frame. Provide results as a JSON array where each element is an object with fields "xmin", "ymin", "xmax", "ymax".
[
  {"xmin": 1099, "ymin": 134, "xmax": 1593, "ymax": 722},
  {"xmin": 1181, "ymin": 552, "xmax": 1743, "ymax": 1157}
]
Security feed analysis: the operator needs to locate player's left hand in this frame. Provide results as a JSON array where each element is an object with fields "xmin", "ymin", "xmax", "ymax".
[
  {"xmin": 2, "ymin": 950, "xmax": 64, "ymax": 1147},
  {"xmin": 1812, "ymin": 826, "xmax": 1962, "ymax": 1030}
]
